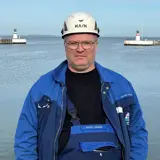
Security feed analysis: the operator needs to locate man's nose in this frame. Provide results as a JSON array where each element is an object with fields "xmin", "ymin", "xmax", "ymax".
[{"xmin": 76, "ymin": 43, "xmax": 84, "ymax": 52}]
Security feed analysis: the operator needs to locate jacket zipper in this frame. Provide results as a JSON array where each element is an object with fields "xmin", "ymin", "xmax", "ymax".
[
  {"xmin": 101, "ymin": 82, "xmax": 105, "ymax": 94},
  {"xmin": 53, "ymin": 86, "xmax": 65, "ymax": 160}
]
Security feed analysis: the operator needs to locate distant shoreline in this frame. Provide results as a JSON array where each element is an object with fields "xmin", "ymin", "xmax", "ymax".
[{"xmin": 0, "ymin": 35, "xmax": 160, "ymax": 39}]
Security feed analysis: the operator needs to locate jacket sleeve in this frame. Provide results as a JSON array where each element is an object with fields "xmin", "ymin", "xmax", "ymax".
[
  {"xmin": 14, "ymin": 87, "xmax": 38, "ymax": 160},
  {"xmin": 128, "ymin": 82, "xmax": 148, "ymax": 160}
]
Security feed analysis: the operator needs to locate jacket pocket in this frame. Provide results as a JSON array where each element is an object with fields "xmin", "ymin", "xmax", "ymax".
[
  {"xmin": 80, "ymin": 141, "xmax": 117, "ymax": 152},
  {"xmin": 115, "ymin": 95, "xmax": 134, "ymax": 126},
  {"xmin": 35, "ymin": 95, "xmax": 58, "ymax": 152}
]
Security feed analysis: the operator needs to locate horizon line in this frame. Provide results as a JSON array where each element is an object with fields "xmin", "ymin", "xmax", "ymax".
[{"xmin": 0, "ymin": 34, "xmax": 160, "ymax": 38}]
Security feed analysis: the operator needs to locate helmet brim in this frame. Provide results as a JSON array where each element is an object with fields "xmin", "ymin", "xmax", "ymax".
[{"xmin": 62, "ymin": 32, "xmax": 100, "ymax": 39}]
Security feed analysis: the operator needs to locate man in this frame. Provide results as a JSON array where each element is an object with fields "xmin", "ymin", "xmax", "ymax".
[{"xmin": 14, "ymin": 12, "xmax": 148, "ymax": 160}]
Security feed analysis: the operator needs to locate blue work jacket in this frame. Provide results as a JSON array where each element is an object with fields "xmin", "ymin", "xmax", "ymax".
[{"xmin": 14, "ymin": 60, "xmax": 148, "ymax": 160}]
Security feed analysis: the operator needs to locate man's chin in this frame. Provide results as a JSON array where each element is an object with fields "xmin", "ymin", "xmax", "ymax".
[{"xmin": 71, "ymin": 64, "xmax": 89, "ymax": 72}]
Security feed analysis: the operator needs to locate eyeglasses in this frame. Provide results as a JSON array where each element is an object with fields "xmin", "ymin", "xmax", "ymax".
[{"xmin": 64, "ymin": 40, "xmax": 98, "ymax": 50}]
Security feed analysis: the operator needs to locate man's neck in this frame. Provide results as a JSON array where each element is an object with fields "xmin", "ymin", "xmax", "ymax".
[{"xmin": 68, "ymin": 64, "xmax": 95, "ymax": 73}]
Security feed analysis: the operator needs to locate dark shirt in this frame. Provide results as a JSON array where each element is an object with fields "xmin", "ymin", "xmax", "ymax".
[{"xmin": 58, "ymin": 67, "xmax": 106, "ymax": 154}]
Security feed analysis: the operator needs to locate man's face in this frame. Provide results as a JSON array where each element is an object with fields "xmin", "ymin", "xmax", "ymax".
[{"xmin": 64, "ymin": 34, "xmax": 98, "ymax": 72}]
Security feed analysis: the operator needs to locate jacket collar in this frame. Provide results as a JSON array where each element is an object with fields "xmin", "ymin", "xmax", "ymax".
[{"xmin": 52, "ymin": 60, "xmax": 114, "ymax": 84}]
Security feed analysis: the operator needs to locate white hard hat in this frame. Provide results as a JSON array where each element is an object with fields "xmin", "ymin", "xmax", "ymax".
[{"xmin": 61, "ymin": 12, "xmax": 100, "ymax": 38}]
